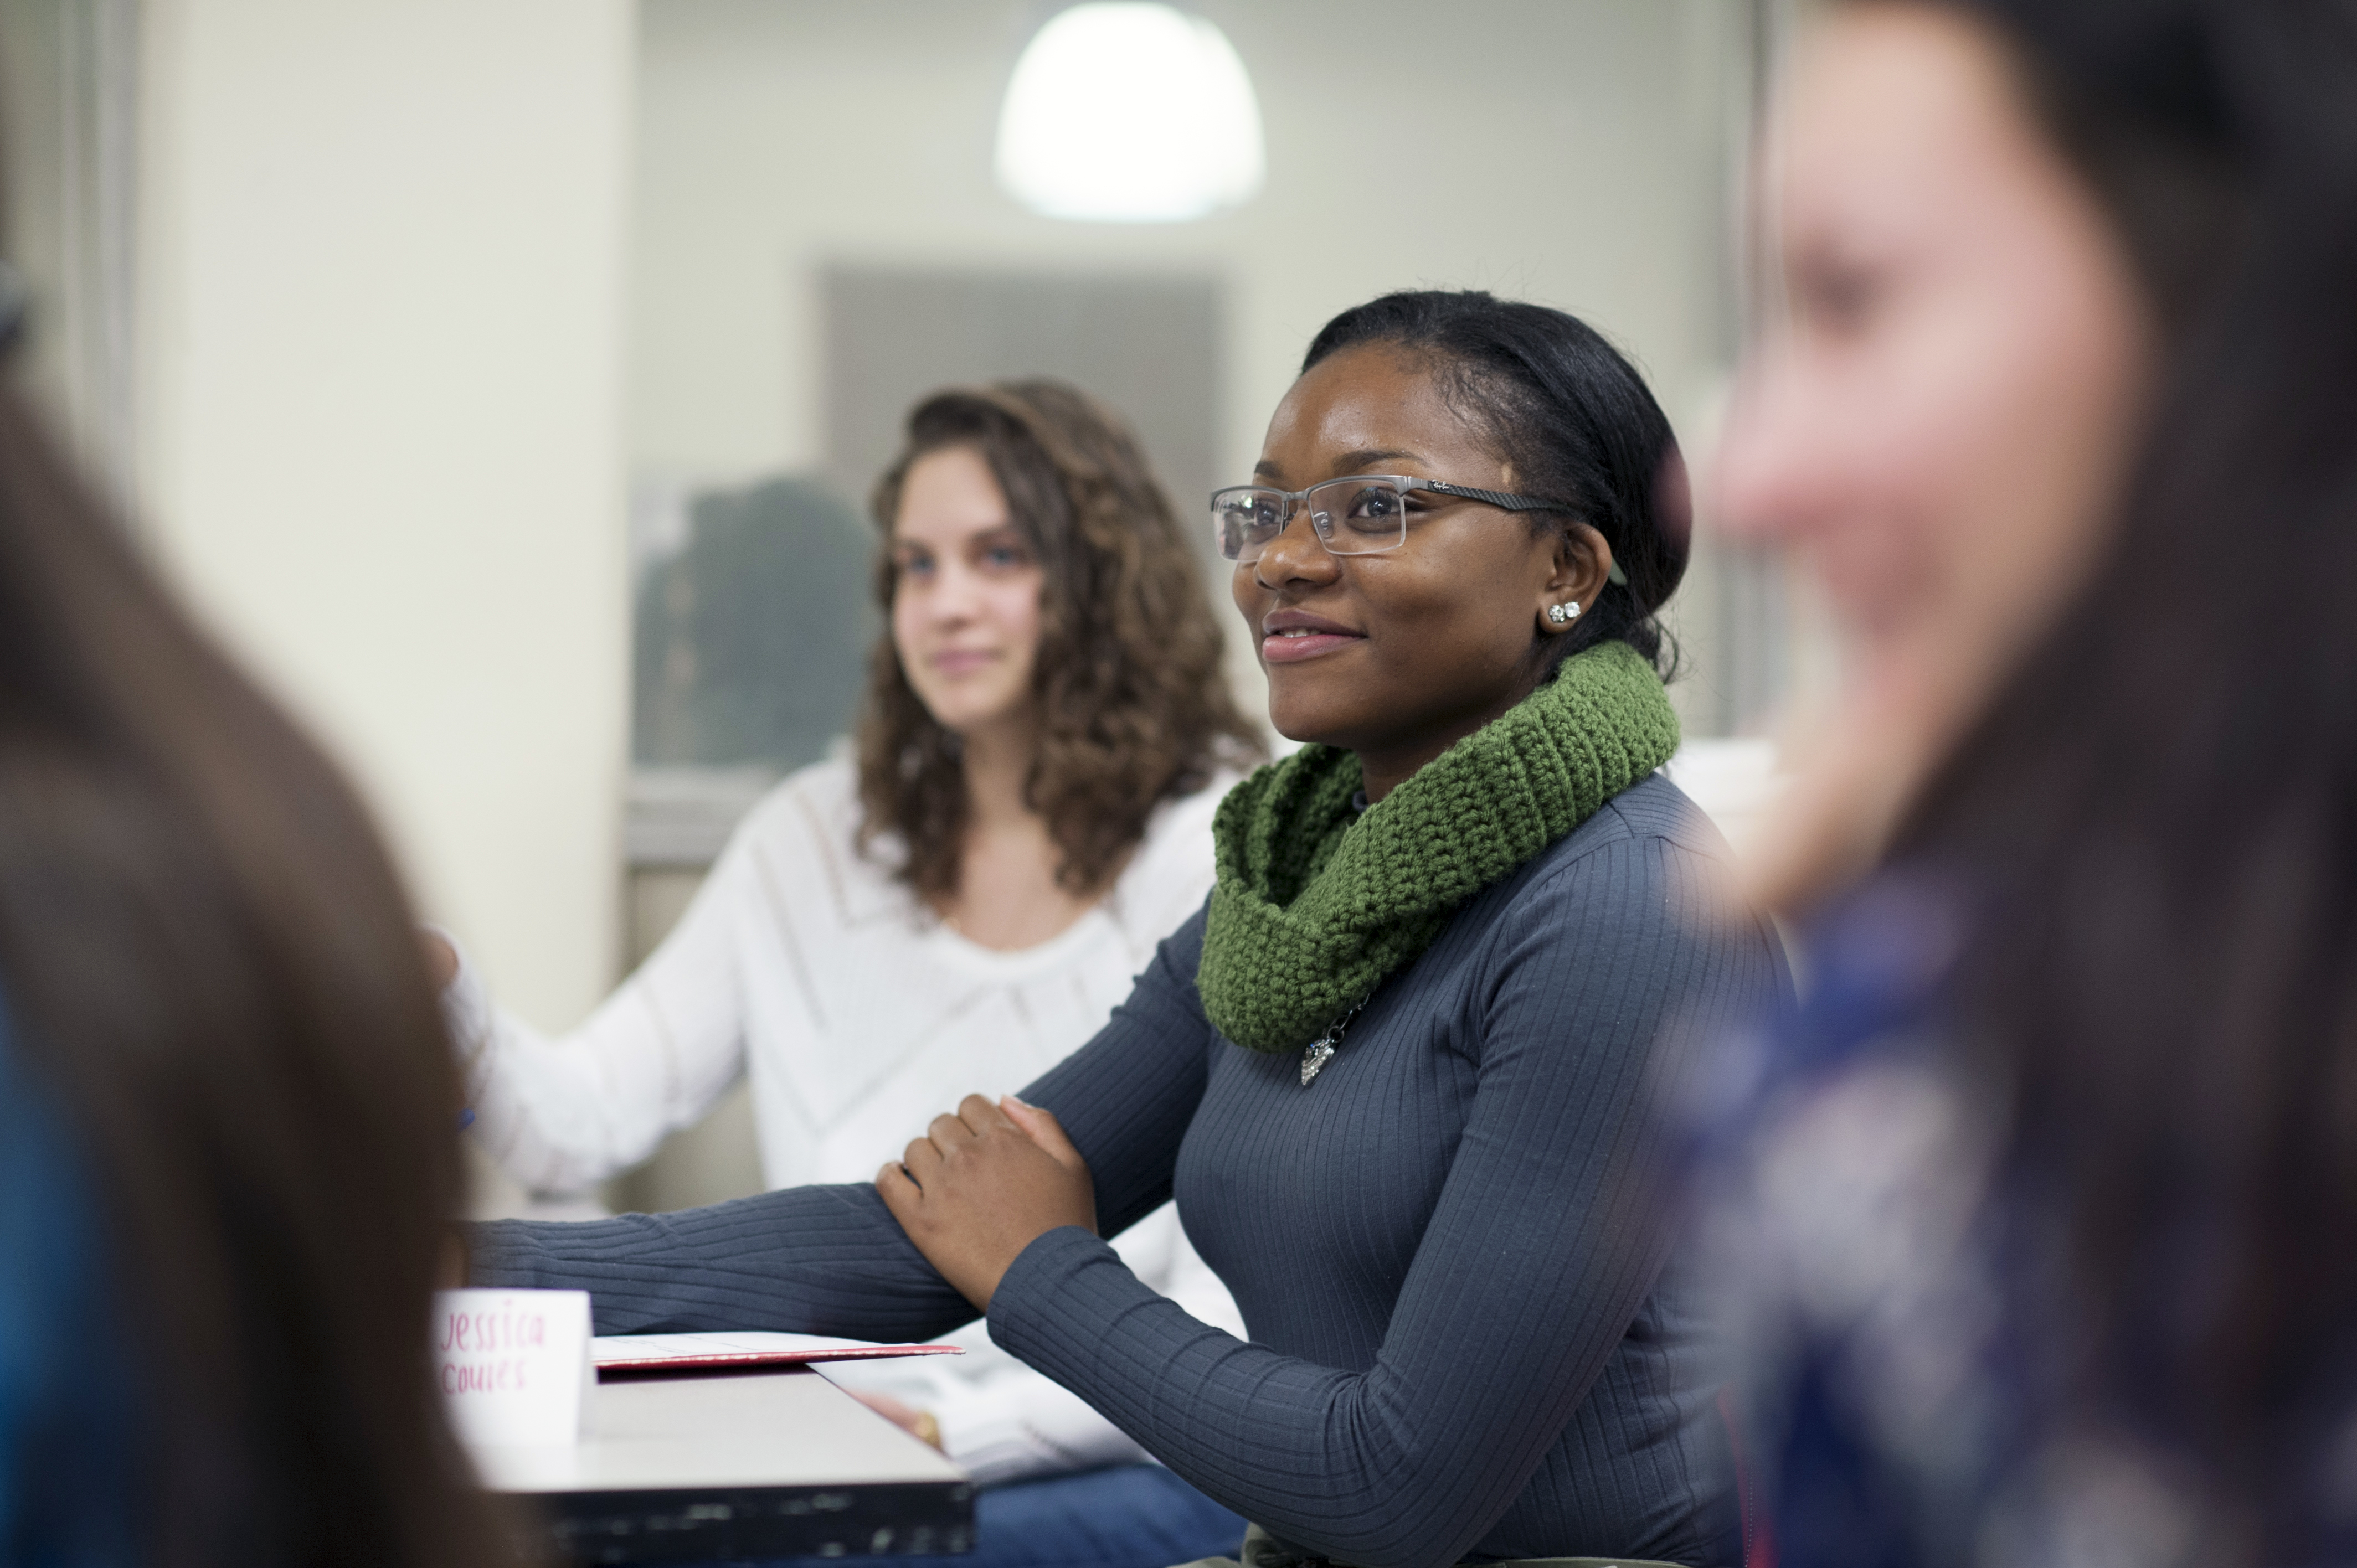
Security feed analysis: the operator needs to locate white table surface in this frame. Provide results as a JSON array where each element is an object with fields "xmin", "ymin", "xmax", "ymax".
[{"xmin": 471, "ymin": 1365, "xmax": 968, "ymax": 1494}]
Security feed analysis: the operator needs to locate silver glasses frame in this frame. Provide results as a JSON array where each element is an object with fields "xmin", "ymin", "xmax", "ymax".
[{"xmin": 1210, "ymin": 474, "xmax": 1577, "ymax": 564}]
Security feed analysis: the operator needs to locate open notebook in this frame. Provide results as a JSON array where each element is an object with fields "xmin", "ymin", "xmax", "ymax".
[{"xmin": 592, "ymin": 1331, "xmax": 964, "ymax": 1376}]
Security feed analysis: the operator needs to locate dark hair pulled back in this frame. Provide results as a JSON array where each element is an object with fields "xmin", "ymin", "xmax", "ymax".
[{"xmin": 1300, "ymin": 289, "xmax": 1691, "ymax": 678}]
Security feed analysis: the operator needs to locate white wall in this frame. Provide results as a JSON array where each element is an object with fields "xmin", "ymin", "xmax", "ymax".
[
  {"xmin": 631, "ymin": 0, "xmax": 1751, "ymax": 731},
  {"xmin": 134, "ymin": 0, "xmax": 635, "ymax": 1035},
  {"xmin": 634, "ymin": 0, "xmax": 1740, "ymax": 480}
]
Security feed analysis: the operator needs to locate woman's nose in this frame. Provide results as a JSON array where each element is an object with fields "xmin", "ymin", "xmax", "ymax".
[
  {"xmin": 1253, "ymin": 509, "xmax": 1341, "ymax": 590},
  {"xmin": 1712, "ymin": 358, "xmax": 1816, "ymax": 548}
]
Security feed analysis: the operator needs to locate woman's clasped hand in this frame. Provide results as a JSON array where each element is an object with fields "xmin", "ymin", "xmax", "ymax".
[{"xmin": 879, "ymin": 1094, "xmax": 1097, "ymax": 1311}]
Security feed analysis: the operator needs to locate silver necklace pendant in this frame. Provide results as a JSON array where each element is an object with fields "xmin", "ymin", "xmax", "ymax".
[
  {"xmin": 1299, "ymin": 999, "xmax": 1367, "ymax": 1087},
  {"xmin": 1299, "ymin": 1038, "xmax": 1336, "ymax": 1086}
]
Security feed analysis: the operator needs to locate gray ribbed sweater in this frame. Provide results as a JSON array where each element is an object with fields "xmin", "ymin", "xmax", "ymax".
[{"xmin": 470, "ymin": 775, "xmax": 1790, "ymax": 1568}]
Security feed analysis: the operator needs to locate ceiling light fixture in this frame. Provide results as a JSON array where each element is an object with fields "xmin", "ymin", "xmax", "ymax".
[{"xmin": 995, "ymin": 3, "xmax": 1265, "ymax": 224}]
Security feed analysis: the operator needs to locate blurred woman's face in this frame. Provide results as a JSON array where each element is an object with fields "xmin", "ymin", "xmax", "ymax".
[
  {"xmin": 1714, "ymin": 4, "xmax": 2153, "ymax": 896},
  {"xmin": 890, "ymin": 446, "xmax": 1046, "ymax": 739}
]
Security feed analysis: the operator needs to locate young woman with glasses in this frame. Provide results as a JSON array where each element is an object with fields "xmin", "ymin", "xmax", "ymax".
[
  {"xmin": 469, "ymin": 293, "xmax": 1791, "ymax": 1568},
  {"xmin": 436, "ymin": 381, "xmax": 1262, "ymax": 1564}
]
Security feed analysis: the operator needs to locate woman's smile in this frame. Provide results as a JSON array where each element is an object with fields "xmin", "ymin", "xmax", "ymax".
[
  {"xmin": 926, "ymin": 644, "xmax": 1005, "ymax": 677},
  {"xmin": 1260, "ymin": 608, "xmax": 1366, "ymax": 663}
]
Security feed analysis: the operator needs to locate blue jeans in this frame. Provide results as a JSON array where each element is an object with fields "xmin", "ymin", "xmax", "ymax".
[{"xmin": 752, "ymin": 1464, "xmax": 1246, "ymax": 1568}]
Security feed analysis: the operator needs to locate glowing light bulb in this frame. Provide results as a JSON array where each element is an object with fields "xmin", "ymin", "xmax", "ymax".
[{"xmin": 995, "ymin": 3, "xmax": 1265, "ymax": 224}]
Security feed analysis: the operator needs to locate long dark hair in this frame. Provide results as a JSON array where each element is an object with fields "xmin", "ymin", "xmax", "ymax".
[
  {"xmin": 0, "ymin": 389, "xmax": 511, "ymax": 1560},
  {"xmin": 858, "ymin": 380, "xmax": 1262, "ymax": 901},
  {"xmin": 1300, "ymin": 290, "xmax": 1692, "ymax": 679},
  {"xmin": 1891, "ymin": 0, "xmax": 2357, "ymax": 1544}
]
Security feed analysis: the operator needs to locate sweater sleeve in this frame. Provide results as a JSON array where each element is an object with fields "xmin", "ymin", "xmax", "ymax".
[
  {"xmin": 985, "ymin": 834, "xmax": 1778, "ymax": 1568},
  {"xmin": 464, "ymin": 905, "xmax": 1218, "ymax": 1337}
]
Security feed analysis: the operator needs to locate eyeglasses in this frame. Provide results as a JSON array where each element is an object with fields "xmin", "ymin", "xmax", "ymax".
[{"xmin": 1211, "ymin": 475, "xmax": 1577, "ymax": 565}]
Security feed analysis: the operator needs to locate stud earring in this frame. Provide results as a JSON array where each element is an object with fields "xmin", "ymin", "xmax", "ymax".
[{"xmin": 1547, "ymin": 601, "xmax": 1580, "ymax": 625}]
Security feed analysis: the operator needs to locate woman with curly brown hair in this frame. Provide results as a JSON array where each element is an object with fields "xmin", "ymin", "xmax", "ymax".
[
  {"xmin": 436, "ymin": 379, "xmax": 1262, "ymax": 1565},
  {"xmin": 856, "ymin": 380, "xmax": 1262, "ymax": 947}
]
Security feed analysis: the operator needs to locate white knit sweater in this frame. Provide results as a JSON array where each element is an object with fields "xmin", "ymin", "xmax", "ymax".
[{"xmin": 445, "ymin": 756, "xmax": 1246, "ymax": 1486}]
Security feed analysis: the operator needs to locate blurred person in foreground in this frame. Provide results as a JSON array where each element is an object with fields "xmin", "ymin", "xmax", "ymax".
[
  {"xmin": 1706, "ymin": 1, "xmax": 2357, "ymax": 1563},
  {"xmin": 0, "ymin": 304, "xmax": 511, "ymax": 1556},
  {"xmin": 435, "ymin": 380, "xmax": 1262, "ymax": 1564}
]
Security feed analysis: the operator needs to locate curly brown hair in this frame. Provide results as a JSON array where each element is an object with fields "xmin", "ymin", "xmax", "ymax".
[{"xmin": 858, "ymin": 379, "xmax": 1262, "ymax": 901}]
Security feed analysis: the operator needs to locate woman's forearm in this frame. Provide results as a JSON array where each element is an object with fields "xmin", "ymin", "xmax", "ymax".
[
  {"xmin": 986, "ymin": 838, "xmax": 1785, "ymax": 1568},
  {"xmin": 449, "ymin": 852, "xmax": 754, "ymax": 1194},
  {"xmin": 467, "ymin": 911, "xmax": 1223, "ymax": 1338},
  {"xmin": 468, "ymin": 1180, "xmax": 978, "ymax": 1342}
]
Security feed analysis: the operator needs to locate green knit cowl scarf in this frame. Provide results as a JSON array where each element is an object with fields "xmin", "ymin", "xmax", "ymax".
[{"xmin": 1197, "ymin": 640, "xmax": 1680, "ymax": 1055}]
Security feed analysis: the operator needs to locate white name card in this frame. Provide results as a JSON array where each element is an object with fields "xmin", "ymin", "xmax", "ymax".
[{"xmin": 433, "ymin": 1288, "xmax": 593, "ymax": 1447}]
